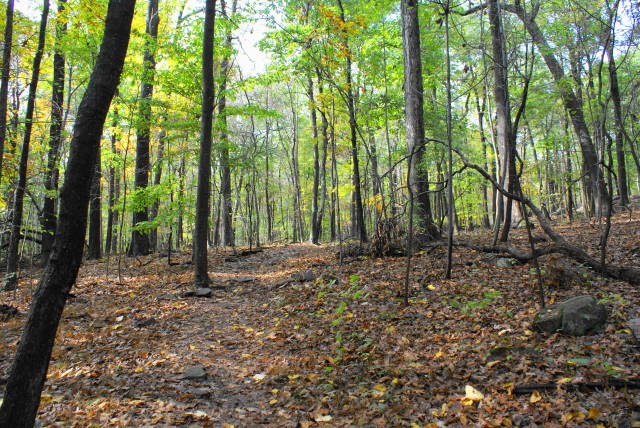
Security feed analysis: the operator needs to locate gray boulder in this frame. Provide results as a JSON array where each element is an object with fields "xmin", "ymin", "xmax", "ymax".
[{"xmin": 533, "ymin": 295, "xmax": 607, "ymax": 336}]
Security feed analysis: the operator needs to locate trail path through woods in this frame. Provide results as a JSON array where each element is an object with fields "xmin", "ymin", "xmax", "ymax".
[{"xmin": 1, "ymin": 215, "xmax": 640, "ymax": 426}]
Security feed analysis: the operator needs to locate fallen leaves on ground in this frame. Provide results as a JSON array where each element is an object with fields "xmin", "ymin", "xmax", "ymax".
[{"xmin": 1, "ymin": 213, "xmax": 639, "ymax": 427}]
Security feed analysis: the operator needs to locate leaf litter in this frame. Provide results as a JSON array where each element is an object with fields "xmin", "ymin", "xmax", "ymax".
[{"xmin": 0, "ymin": 213, "xmax": 639, "ymax": 427}]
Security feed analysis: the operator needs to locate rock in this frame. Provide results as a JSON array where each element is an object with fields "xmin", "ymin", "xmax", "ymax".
[
  {"xmin": 157, "ymin": 294, "xmax": 178, "ymax": 301},
  {"xmin": 533, "ymin": 295, "xmax": 607, "ymax": 336},
  {"xmin": 234, "ymin": 276, "xmax": 256, "ymax": 283},
  {"xmin": 495, "ymin": 258, "xmax": 516, "ymax": 268},
  {"xmin": 183, "ymin": 365, "xmax": 207, "ymax": 380},
  {"xmin": 195, "ymin": 288, "xmax": 212, "ymax": 298}
]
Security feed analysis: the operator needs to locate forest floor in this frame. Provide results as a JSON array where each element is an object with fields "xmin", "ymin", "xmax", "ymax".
[{"xmin": 1, "ymin": 212, "xmax": 640, "ymax": 427}]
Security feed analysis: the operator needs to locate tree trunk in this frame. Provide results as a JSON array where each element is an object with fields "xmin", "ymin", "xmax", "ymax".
[
  {"xmin": 87, "ymin": 150, "xmax": 102, "ymax": 259},
  {"xmin": 106, "ymin": 113, "xmax": 119, "ymax": 254},
  {"xmin": 489, "ymin": 0, "xmax": 519, "ymax": 242},
  {"xmin": 607, "ymin": 36, "xmax": 628, "ymax": 206},
  {"xmin": 40, "ymin": 0, "xmax": 67, "ymax": 265},
  {"xmin": 0, "ymin": 0, "xmax": 14, "ymax": 184},
  {"xmin": 0, "ymin": 2, "xmax": 134, "ymax": 424},
  {"xmin": 219, "ymin": 0, "xmax": 236, "ymax": 247},
  {"xmin": 194, "ymin": 0, "xmax": 216, "ymax": 287},
  {"xmin": 309, "ymin": 77, "xmax": 321, "ymax": 244},
  {"xmin": 401, "ymin": 0, "xmax": 438, "ymax": 240},
  {"xmin": 337, "ymin": 0, "xmax": 367, "ymax": 244},
  {"xmin": 130, "ymin": 0, "xmax": 159, "ymax": 256},
  {"xmin": 3, "ymin": 0, "xmax": 49, "ymax": 291},
  {"xmin": 149, "ymin": 129, "xmax": 165, "ymax": 250}
]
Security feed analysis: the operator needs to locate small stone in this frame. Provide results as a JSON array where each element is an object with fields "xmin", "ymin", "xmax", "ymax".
[
  {"xmin": 157, "ymin": 294, "xmax": 177, "ymax": 301},
  {"xmin": 235, "ymin": 276, "xmax": 256, "ymax": 283},
  {"xmin": 184, "ymin": 365, "xmax": 207, "ymax": 380},
  {"xmin": 195, "ymin": 288, "xmax": 212, "ymax": 298}
]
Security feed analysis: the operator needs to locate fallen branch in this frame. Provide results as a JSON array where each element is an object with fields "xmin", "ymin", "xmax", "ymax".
[{"xmin": 446, "ymin": 145, "xmax": 640, "ymax": 285}]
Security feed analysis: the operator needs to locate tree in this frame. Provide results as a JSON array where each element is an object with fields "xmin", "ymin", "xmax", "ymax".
[
  {"xmin": 401, "ymin": 0, "xmax": 439, "ymax": 239},
  {"xmin": 488, "ymin": 0, "xmax": 520, "ymax": 242},
  {"xmin": 0, "ymin": 0, "xmax": 14, "ymax": 184},
  {"xmin": 129, "ymin": 0, "xmax": 159, "ymax": 256},
  {"xmin": 194, "ymin": 0, "xmax": 216, "ymax": 287},
  {"xmin": 508, "ymin": 1, "xmax": 610, "ymax": 217},
  {"xmin": 3, "ymin": 0, "xmax": 49, "ymax": 291},
  {"xmin": 218, "ymin": 0, "xmax": 237, "ymax": 247},
  {"xmin": 0, "ymin": 0, "xmax": 136, "ymax": 424},
  {"xmin": 336, "ymin": 0, "xmax": 367, "ymax": 244},
  {"xmin": 40, "ymin": 0, "xmax": 68, "ymax": 265}
]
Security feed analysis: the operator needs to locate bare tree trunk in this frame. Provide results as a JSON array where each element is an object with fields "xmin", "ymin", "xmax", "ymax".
[
  {"xmin": 3, "ymin": 0, "xmax": 49, "ymax": 291},
  {"xmin": 337, "ymin": 0, "xmax": 367, "ymax": 244},
  {"xmin": 130, "ymin": 0, "xmax": 159, "ymax": 256},
  {"xmin": 219, "ymin": 0, "xmax": 237, "ymax": 247},
  {"xmin": 489, "ymin": 0, "xmax": 519, "ymax": 242},
  {"xmin": 309, "ymin": 77, "xmax": 321, "ymax": 244},
  {"xmin": 605, "ymin": 13, "xmax": 628, "ymax": 205},
  {"xmin": 0, "ymin": 0, "xmax": 14, "ymax": 184},
  {"xmin": 40, "ymin": 0, "xmax": 67, "ymax": 264},
  {"xmin": 106, "ymin": 115, "xmax": 119, "ymax": 254},
  {"xmin": 194, "ymin": 0, "xmax": 216, "ymax": 287},
  {"xmin": 0, "ymin": 2, "xmax": 134, "ymax": 424},
  {"xmin": 87, "ymin": 150, "xmax": 102, "ymax": 259},
  {"xmin": 401, "ymin": 0, "xmax": 438, "ymax": 240},
  {"xmin": 149, "ymin": 128, "xmax": 165, "ymax": 250}
]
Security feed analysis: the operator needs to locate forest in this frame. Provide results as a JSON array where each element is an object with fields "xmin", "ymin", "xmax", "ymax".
[{"xmin": 0, "ymin": 0, "xmax": 639, "ymax": 426}]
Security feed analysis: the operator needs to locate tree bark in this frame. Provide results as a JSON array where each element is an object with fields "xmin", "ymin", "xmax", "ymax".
[
  {"xmin": 309, "ymin": 77, "xmax": 321, "ymax": 244},
  {"xmin": 149, "ymin": 128, "xmax": 165, "ymax": 250},
  {"xmin": 488, "ymin": 0, "xmax": 519, "ymax": 242},
  {"xmin": 194, "ymin": 0, "xmax": 216, "ymax": 287},
  {"xmin": 3, "ymin": 0, "xmax": 49, "ymax": 291},
  {"xmin": 87, "ymin": 150, "xmax": 102, "ymax": 259},
  {"xmin": 130, "ymin": 0, "xmax": 159, "ymax": 256},
  {"xmin": 401, "ymin": 0, "xmax": 438, "ymax": 240},
  {"xmin": 337, "ymin": 0, "xmax": 367, "ymax": 244},
  {"xmin": 0, "ymin": 0, "xmax": 14, "ymax": 185},
  {"xmin": 219, "ymin": 0, "xmax": 236, "ymax": 247},
  {"xmin": 40, "ymin": 0, "xmax": 67, "ymax": 265},
  {"xmin": 0, "ymin": 1, "xmax": 135, "ymax": 424}
]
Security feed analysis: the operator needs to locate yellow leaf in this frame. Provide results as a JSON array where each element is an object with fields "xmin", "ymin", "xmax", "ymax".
[
  {"xmin": 462, "ymin": 398, "xmax": 475, "ymax": 406},
  {"xmin": 588, "ymin": 408, "xmax": 601, "ymax": 419},
  {"xmin": 460, "ymin": 414, "xmax": 468, "ymax": 424},
  {"xmin": 557, "ymin": 377, "xmax": 574, "ymax": 384},
  {"xmin": 134, "ymin": 366, "xmax": 144, "ymax": 373},
  {"xmin": 288, "ymin": 374, "xmax": 300, "ymax": 380},
  {"xmin": 464, "ymin": 384, "xmax": 484, "ymax": 401},
  {"xmin": 373, "ymin": 384, "xmax": 387, "ymax": 392},
  {"xmin": 529, "ymin": 390, "xmax": 542, "ymax": 403},
  {"xmin": 427, "ymin": 284, "xmax": 436, "ymax": 291},
  {"xmin": 315, "ymin": 415, "xmax": 333, "ymax": 422},
  {"xmin": 435, "ymin": 351, "xmax": 444, "ymax": 358},
  {"xmin": 271, "ymin": 388, "xmax": 279, "ymax": 394},
  {"xmin": 269, "ymin": 399, "xmax": 278, "ymax": 405},
  {"xmin": 410, "ymin": 423, "xmax": 421, "ymax": 428},
  {"xmin": 252, "ymin": 373, "xmax": 266, "ymax": 382}
]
